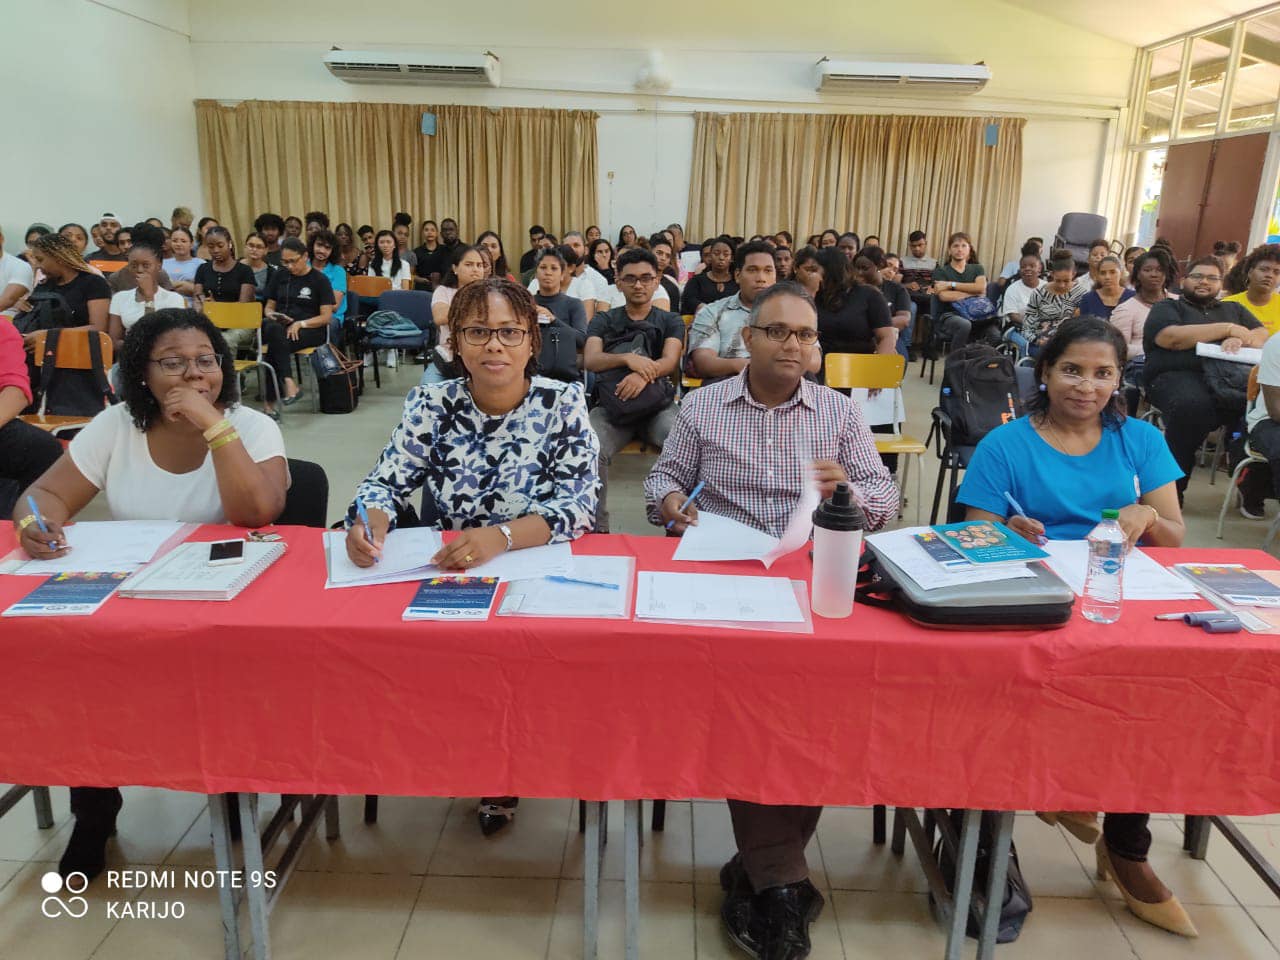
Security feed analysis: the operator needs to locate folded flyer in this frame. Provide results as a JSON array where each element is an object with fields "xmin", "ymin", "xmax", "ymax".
[{"xmin": 403, "ymin": 576, "xmax": 500, "ymax": 621}]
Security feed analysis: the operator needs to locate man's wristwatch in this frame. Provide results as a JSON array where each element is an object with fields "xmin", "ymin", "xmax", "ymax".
[
  {"xmin": 950, "ymin": 281, "xmax": 956, "ymax": 290},
  {"xmin": 498, "ymin": 524, "xmax": 514, "ymax": 552}
]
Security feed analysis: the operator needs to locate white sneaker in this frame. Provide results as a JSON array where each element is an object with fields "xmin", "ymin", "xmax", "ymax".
[
  {"xmin": 363, "ymin": 351, "xmax": 373, "ymax": 368},
  {"xmin": 385, "ymin": 351, "xmax": 397, "ymax": 369}
]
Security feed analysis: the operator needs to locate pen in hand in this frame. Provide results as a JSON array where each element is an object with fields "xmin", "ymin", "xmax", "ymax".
[
  {"xmin": 355, "ymin": 497, "xmax": 380, "ymax": 564},
  {"xmin": 25, "ymin": 494, "xmax": 61, "ymax": 552},
  {"xmin": 665, "ymin": 480, "xmax": 707, "ymax": 530},
  {"xmin": 1002, "ymin": 491, "xmax": 1047, "ymax": 546}
]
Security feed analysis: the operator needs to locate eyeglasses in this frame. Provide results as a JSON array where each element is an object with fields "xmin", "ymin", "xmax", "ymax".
[
  {"xmin": 459, "ymin": 326, "xmax": 529, "ymax": 347},
  {"xmin": 151, "ymin": 354, "xmax": 222, "ymax": 375},
  {"xmin": 750, "ymin": 324, "xmax": 820, "ymax": 345},
  {"xmin": 1186, "ymin": 273, "xmax": 1222, "ymax": 283},
  {"xmin": 1056, "ymin": 370, "xmax": 1118, "ymax": 389},
  {"xmin": 617, "ymin": 274, "xmax": 658, "ymax": 286}
]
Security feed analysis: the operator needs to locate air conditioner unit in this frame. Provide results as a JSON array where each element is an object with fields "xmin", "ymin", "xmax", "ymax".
[
  {"xmin": 816, "ymin": 59, "xmax": 990, "ymax": 94},
  {"xmin": 323, "ymin": 49, "xmax": 500, "ymax": 87}
]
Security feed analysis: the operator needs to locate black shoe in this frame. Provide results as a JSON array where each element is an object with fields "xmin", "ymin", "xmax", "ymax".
[
  {"xmin": 720, "ymin": 856, "xmax": 764, "ymax": 959},
  {"xmin": 59, "ymin": 790, "xmax": 123, "ymax": 882},
  {"xmin": 756, "ymin": 881, "xmax": 824, "ymax": 960},
  {"xmin": 477, "ymin": 797, "xmax": 518, "ymax": 836},
  {"xmin": 1238, "ymin": 466, "xmax": 1268, "ymax": 520}
]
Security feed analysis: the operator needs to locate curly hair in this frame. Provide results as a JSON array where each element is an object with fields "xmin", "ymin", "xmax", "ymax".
[
  {"xmin": 1130, "ymin": 247, "xmax": 1179, "ymax": 293},
  {"xmin": 1028, "ymin": 315, "xmax": 1127, "ymax": 428},
  {"xmin": 447, "ymin": 277, "xmax": 542, "ymax": 379},
  {"xmin": 1225, "ymin": 243, "xmax": 1280, "ymax": 295},
  {"xmin": 119, "ymin": 308, "xmax": 237, "ymax": 431}
]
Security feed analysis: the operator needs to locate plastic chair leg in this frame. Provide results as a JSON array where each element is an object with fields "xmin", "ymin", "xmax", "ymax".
[
  {"xmin": 363, "ymin": 795, "xmax": 378, "ymax": 824},
  {"xmin": 651, "ymin": 800, "xmax": 666, "ymax": 832},
  {"xmin": 873, "ymin": 804, "xmax": 887, "ymax": 844}
]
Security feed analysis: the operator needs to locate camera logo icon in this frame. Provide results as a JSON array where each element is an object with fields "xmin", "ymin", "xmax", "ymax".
[{"xmin": 40, "ymin": 871, "xmax": 89, "ymax": 919}]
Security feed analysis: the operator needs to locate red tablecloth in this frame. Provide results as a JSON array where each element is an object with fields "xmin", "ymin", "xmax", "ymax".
[{"xmin": 1, "ymin": 525, "xmax": 1278, "ymax": 814}]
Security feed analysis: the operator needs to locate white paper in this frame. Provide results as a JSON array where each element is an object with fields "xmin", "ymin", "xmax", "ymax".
[
  {"xmin": 635, "ymin": 571, "xmax": 805, "ymax": 623},
  {"xmin": 1195, "ymin": 342, "xmax": 1263, "ymax": 366},
  {"xmin": 10, "ymin": 521, "xmax": 189, "ymax": 575},
  {"xmin": 500, "ymin": 556, "xmax": 633, "ymax": 618},
  {"xmin": 467, "ymin": 541, "xmax": 572, "ymax": 581},
  {"xmin": 864, "ymin": 527, "xmax": 1037, "ymax": 590},
  {"xmin": 1040, "ymin": 540, "xmax": 1197, "ymax": 600},
  {"xmin": 672, "ymin": 484, "xmax": 817, "ymax": 568},
  {"xmin": 325, "ymin": 530, "xmax": 571, "ymax": 588},
  {"xmin": 850, "ymin": 387, "xmax": 905, "ymax": 427},
  {"xmin": 679, "ymin": 250, "xmax": 703, "ymax": 274}
]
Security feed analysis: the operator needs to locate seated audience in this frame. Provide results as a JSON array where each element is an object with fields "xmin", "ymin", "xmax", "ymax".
[
  {"xmin": 18, "ymin": 233, "xmax": 111, "ymax": 342},
  {"xmin": 531, "ymin": 247, "xmax": 588, "ymax": 347},
  {"xmin": 302, "ymin": 211, "xmax": 328, "ymax": 241},
  {"xmin": 648, "ymin": 234, "xmax": 682, "ymax": 307},
  {"xmin": 308, "ymin": 229, "xmax": 348, "ymax": 337},
  {"xmin": 527, "ymin": 232, "xmax": 607, "ymax": 319},
  {"xmin": 689, "ymin": 239, "xmax": 791, "ymax": 382},
  {"xmin": 1017, "ymin": 250, "xmax": 1082, "ymax": 357},
  {"xmin": 1084, "ymin": 238, "xmax": 1110, "ymax": 290},
  {"xmin": 818, "ymin": 229, "xmax": 840, "ymax": 248},
  {"xmin": 837, "ymin": 232, "xmax": 861, "ymax": 261},
  {"xmin": 775, "ymin": 244, "xmax": 794, "ymax": 281},
  {"xmin": 261, "ymin": 238, "xmax": 335, "ymax": 415},
  {"xmin": 999, "ymin": 248, "xmax": 1046, "ymax": 332},
  {"xmin": 162, "ymin": 227, "xmax": 204, "ymax": 305},
  {"xmin": 477, "ymin": 231, "xmax": 515, "ymax": 282},
  {"xmin": 334, "ymin": 222, "xmax": 360, "ymax": 271},
  {"xmin": 393, "ymin": 220, "xmax": 417, "ymax": 271},
  {"xmin": 956, "ymin": 316, "xmax": 1192, "ymax": 938},
  {"xmin": 1108, "ymin": 248, "xmax": 1175, "ymax": 416},
  {"xmin": 931, "ymin": 231, "xmax": 988, "ymax": 349},
  {"xmin": 585, "ymin": 225, "xmax": 602, "ymax": 245},
  {"xmin": 193, "ymin": 227, "xmax": 255, "ymax": 306},
  {"xmin": 171, "ymin": 206, "xmax": 195, "ymax": 233},
  {"xmin": 589, "ymin": 238, "xmax": 616, "ymax": 285},
  {"xmin": 792, "ymin": 246, "xmax": 822, "ymax": 299},
  {"xmin": 1224, "ymin": 243, "xmax": 1280, "ymax": 334},
  {"xmin": 773, "ymin": 230, "xmax": 793, "ymax": 250},
  {"xmin": 1122, "ymin": 245, "xmax": 1146, "ymax": 284},
  {"xmin": 283, "ymin": 215, "xmax": 303, "ymax": 239},
  {"xmin": 108, "ymin": 222, "xmax": 174, "ymax": 296},
  {"xmin": 682, "ymin": 237, "xmax": 738, "ymax": 315},
  {"xmin": 243, "ymin": 233, "xmax": 278, "ymax": 302},
  {"xmin": 617, "ymin": 224, "xmax": 638, "ymax": 248},
  {"xmin": 813, "ymin": 247, "xmax": 893, "ymax": 361},
  {"xmin": 367, "ymin": 230, "xmax": 413, "ymax": 289},
  {"xmin": 1214, "ymin": 239, "xmax": 1242, "ymax": 276},
  {"xmin": 85, "ymin": 213, "xmax": 126, "ymax": 267},
  {"xmin": 518, "ymin": 224, "xmax": 545, "ymax": 274},
  {"xmin": 645, "ymin": 282, "xmax": 898, "ymax": 960},
  {"xmin": 1143, "ymin": 256, "xmax": 1267, "ymax": 497},
  {"xmin": 1077, "ymin": 255, "xmax": 1133, "ymax": 320},
  {"xmin": 254, "ymin": 213, "xmax": 286, "ymax": 265},
  {"xmin": 345, "ymin": 277, "xmax": 597, "ymax": 835},
  {"xmin": 410, "ymin": 220, "xmax": 439, "ymax": 284},
  {"xmin": 855, "ymin": 245, "xmax": 911, "ymax": 360},
  {"xmin": 59, "ymin": 223, "xmax": 91, "ymax": 257},
  {"xmin": 115, "ymin": 227, "xmax": 133, "ymax": 256},
  {"xmin": 107, "ymin": 229, "xmax": 185, "ymax": 351},
  {"xmin": 194, "ymin": 216, "xmax": 220, "ymax": 259},
  {"xmin": 0, "ymin": 320, "xmax": 62, "ymax": 515},
  {"xmin": 585, "ymin": 248, "xmax": 684, "ymax": 533},
  {"xmin": 0, "ymin": 223, "xmax": 35, "ymax": 317},
  {"xmin": 426, "ymin": 244, "xmax": 488, "ymax": 385},
  {"xmin": 997, "ymin": 236, "xmax": 1042, "ymax": 289},
  {"xmin": 16, "ymin": 307, "xmax": 287, "ymax": 881},
  {"xmin": 899, "ymin": 230, "xmax": 936, "ymax": 294}
]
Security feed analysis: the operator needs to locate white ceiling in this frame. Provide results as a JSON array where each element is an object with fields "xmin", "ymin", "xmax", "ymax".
[{"xmin": 1001, "ymin": 0, "xmax": 1271, "ymax": 47}]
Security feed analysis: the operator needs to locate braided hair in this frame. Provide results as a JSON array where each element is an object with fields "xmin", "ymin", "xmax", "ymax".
[
  {"xmin": 447, "ymin": 277, "xmax": 542, "ymax": 379},
  {"xmin": 31, "ymin": 233, "xmax": 92, "ymax": 277}
]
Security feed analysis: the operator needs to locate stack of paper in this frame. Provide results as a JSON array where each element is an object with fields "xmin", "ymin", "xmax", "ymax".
[
  {"xmin": 672, "ymin": 484, "xmax": 819, "ymax": 567},
  {"xmin": 635, "ymin": 571, "xmax": 805, "ymax": 623},
  {"xmin": 8, "ymin": 521, "xmax": 190, "ymax": 575},
  {"xmin": 119, "ymin": 541, "xmax": 286, "ymax": 600},
  {"xmin": 499, "ymin": 556, "xmax": 634, "ymax": 619},
  {"xmin": 1042, "ymin": 541, "xmax": 1197, "ymax": 600},
  {"xmin": 323, "ymin": 529, "xmax": 573, "ymax": 588},
  {"xmin": 865, "ymin": 527, "xmax": 1037, "ymax": 591},
  {"xmin": 1196, "ymin": 342, "xmax": 1262, "ymax": 366}
]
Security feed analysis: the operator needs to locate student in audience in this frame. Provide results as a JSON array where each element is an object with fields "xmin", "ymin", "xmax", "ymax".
[
  {"xmin": 162, "ymin": 227, "xmax": 204, "ymax": 305},
  {"xmin": 0, "ymin": 319, "xmax": 62, "ymax": 514},
  {"xmin": 585, "ymin": 225, "xmax": 602, "ymax": 245},
  {"xmin": 194, "ymin": 216, "xmax": 219, "ymax": 259},
  {"xmin": 254, "ymin": 213, "xmax": 286, "ymax": 266},
  {"xmin": 193, "ymin": 227, "xmax": 255, "ymax": 307},
  {"xmin": 645, "ymin": 234, "xmax": 681, "ymax": 308},
  {"xmin": 666, "ymin": 223, "xmax": 686, "ymax": 258},
  {"xmin": 1144, "ymin": 256, "xmax": 1267, "ymax": 497},
  {"xmin": 171, "ymin": 206, "xmax": 194, "ymax": 233},
  {"xmin": 617, "ymin": 224, "xmax": 638, "ymax": 249},
  {"xmin": 144, "ymin": 217, "xmax": 165, "ymax": 229},
  {"xmin": 531, "ymin": 247, "xmax": 588, "ymax": 344},
  {"xmin": 1122, "ymin": 245, "xmax": 1146, "ymax": 284},
  {"xmin": 589, "ymin": 238, "xmax": 616, "ymax": 285},
  {"xmin": 856, "ymin": 246, "xmax": 911, "ymax": 359},
  {"xmin": 160, "ymin": 227, "xmax": 174, "ymax": 260},
  {"xmin": 1018, "ymin": 250, "xmax": 1083, "ymax": 357},
  {"xmin": 682, "ymin": 237, "xmax": 737, "ymax": 315},
  {"xmin": 530, "ymin": 231, "xmax": 608, "ymax": 318},
  {"xmin": 0, "ymin": 224, "xmax": 35, "ymax": 316},
  {"xmin": 646, "ymin": 281, "xmax": 897, "ymax": 960},
  {"xmin": 346, "ymin": 278, "xmax": 597, "ymax": 834},
  {"xmin": 333, "ymin": 222, "xmax": 358, "ymax": 268},
  {"xmin": 90, "ymin": 224, "xmax": 104, "ymax": 251},
  {"xmin": 428, "ymin": 218, "xmax": 462, "ymax": 287},
  {"xmin": 17, "ymin": 307, "xmax": 287, "ymax": 881},
  {"xmin": 86, "ymin": 213, "xmax": 125, "ymax": 266},
  {"xmin": 108, "ymin": 229, "xmax": 185, "ymax": 351},
  {"xmin": 1077, "ymin": 255, "xmax": 1133, "ymax": 320},
  {"xmin": 818, "ymin": 229, "xmax": 840, "ymax": 248},
  {"xmin": 814, "ymin": 247, "xmax": 895, "ymax": 361},
  {"xmin": 1085, "ymin": 238, "xmax": 1110, "ymax": 287},
  {"xmin": 262, "ymin": 238, "xmax": 335, "ymax": 415},
  {"xmin": 108, "ymin": 222, "xmax": 173, "ymax": 295},
  {"xmin": 23, "ymin": 223, "xmax": 52, "ymax": 254},
  {"xmin": 930, "ymin": 232, "xmax": 988, "ymax": 349},
  {"xmin": 1111, "ymin": 248, "xmax": 1176, "ymax": 417},
  {"xmin": 1000, "ymin": 248, "xmax": 1045, "ymax": 333},
  {"xmin": 837, "ymin": 232, "xmax": 861, "ymax": 261},
  {"xmin": 518, "ymin": 225, "xmax": 545, "ymax": 274},
  {"xmin": 690, "ymin": 239, "xmax": 783, "ymax": 382},
  {"xmin": 283, "ymin": 215, "xmax": 303, "ymax": 239},
  {"xmin": 1224, "ymin": 243, "xmax": 1280, "ymax": 334},
  {"xmin": 59, "ymin": 223, "xmax": 91, "ymax": 256},
  {"xmin": 585, "ymin": 248, "xmax": 684, "ymax": 533},
  {"xmin": 426, "ymin": 244, "xmax": 488, "ymax": 385},
  {"xmin": 997, "ymin": 236, "xmax": 1042, "ymax": 289},
  {"xmin": 366, "ymin": 230, "xmax": 413, "ymax": 289},
  {"xmin": 18, "ymin": 233, "xmax": 111, "ymax": 342},
  {"xmin": 308, "ymin": 228, "xmax": 348, "ymax": 337},
  {"xmin": 775, "ymin": 244, "xmax": 794, "ymax": 281},
  {"xmin": 243, "ymin": 233, "xmax": 278, "ymax": 302},
  {"xmin": 774, "ymin": 230, "xmax": 793, "ymax": 250},
  {"xmin": 302, "ymin": 211, "xmax": 329, "ymax": 240},
  {"xmin": 956, "ymin": 316, "xmax": 1193, "ymax": 938},
  {"xmin": 410, "ymin": 219, "xmax": 440, "ymax": 284},
  {"xmin": 393, "ymin": 221, "xmax": 418, "ymax": 271},
  {"xmin": 476, "ymin": 231, "xmax": 515, "ymax": 281},
  {"xmin": 115, "ymin": 227, "xmax": 133, "ymax": 255},
  {"xmin": 520, "ymin": 234, "xmax": 555, "ymax": 284},
  {"xmin": 862, "ymin": 234, "xmax": 881, "ymax": 249},
  {"xmin": 899, "ymin": 230, "xmax": 937, "ymax": 294},
  {"xmin": 1215, "ymin": 239, "xmax": 1243, "ymax": 275},
  {"xmin": 792, "ymin": 245, "xmax": 822, "ymax": 298}
]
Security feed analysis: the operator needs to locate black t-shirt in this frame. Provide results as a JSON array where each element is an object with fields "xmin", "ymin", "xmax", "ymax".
[
  {"xmin": 35, "ymin": 271, "xmax": 112, "ymax": 327},
  {"xmin": 412, "ymin": 244, "xmax": 441, "ymax": 279},
  {"xmin": 1142, "ymin": 297, "xmax": 1260, "ymax": 384},
  {"xmin": 267, "ymin": 268, "xmax": 335, "ymax": 323},
  {"xmin": 882, "ymin": 278, "xmax": 911, "ymax": 317},
  {"xmin": 426, "ymin": 240, "xmax": 461, "ymax": 281},
  {"xmin": 265, "ymin": 249, "xmax": 282, "ymax": 267},
  {"xmin": 681, "ymin": 273, "xmax": 738, "ymax": 316},
  {"xmin": 519, "ymin": 248, "xmax": 539, "ymax": 274},
  {"xmin": 194, "ymin": 261, "xmax": 256, "ymax": 302},
  {"xmin": 817, "ymin": 284, "xmax": 892, "ymax": 355},
  {"xmin": 534, "ymin": 292, "xmax": 588, "ymax": 347},
  {"xmin": 587, "ymin": 306, "xmax": 686, "ymax": 358}
]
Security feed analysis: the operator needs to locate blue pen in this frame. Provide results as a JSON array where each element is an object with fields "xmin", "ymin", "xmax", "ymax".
[
  {"xmin": 355, "ymin": 497, "xmax": 380, "ymax": 564},
  {"xmin": 1003, "ymin": 491, "xmax": 1047, "ymax": 546},
  {"xmin": 665, "ymin": 480, "xmax": 707, "ymax": 530},
  {"xmin": 25, "ymin": 495, "xmax": 60, "ymax": 551},
  {"xmin": 546, "ymin": 575, "xmax": 620, "ymax": 591}
]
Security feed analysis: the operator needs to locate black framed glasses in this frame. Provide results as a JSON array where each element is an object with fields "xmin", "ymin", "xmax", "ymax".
[
  {"xmin": 459, "ymin": 326, "xmax": 529, "ymax": 347},
  {"xmin": 151, "ymin": 354, "xmax": 222, "ymax": 375},
  {"xmin": 750, "ymin": 324, "xmax": 820, "ymax": 345},
  {"xmin": 617, "ymin": 274, "xmax": 658, "ymax": 286}
]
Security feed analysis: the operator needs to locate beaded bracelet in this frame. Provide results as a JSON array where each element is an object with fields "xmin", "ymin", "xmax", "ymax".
[
  {"xmin": 208, "ymin": 431, "xmax": 240, "ymax": 452},
  {"xmin": 16, "ymin": 514, "xmax": 37, "ymax": 532},
  {"xmin": 203, "ymin": 418, "xmax": 233, "ymax": 442}
]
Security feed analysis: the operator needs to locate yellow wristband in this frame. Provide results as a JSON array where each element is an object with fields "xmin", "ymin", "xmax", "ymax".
[
  {"xmin": 17, "ymin": 514, "xmax": 37, "ymax": 532},
  {"xmin": 208, "ymin": 431, "xmax": 240, "ymax": 452},
  {"xmin": 203, "ymin": 418, "xmax": 232, "ymax": 442}
]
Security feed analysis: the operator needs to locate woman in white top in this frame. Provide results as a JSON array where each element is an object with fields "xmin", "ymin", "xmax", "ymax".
[
  {"xmin": 162, "ymin": 226, "xmax": 205, "ymax": 304},
  {"xmin": 15, "ymin": 306, "xmax": 288, "ymax": 884},
  {"xmin": 366, "ymin": 229, "xmax": 413, "ymax": 289},
  {"xmin": 424, "ymin": 245, "xmax": 487, "ymax": 385},
  {"xmin": 106, "ymin": 229, "xmax": 185, "ymax": 352}
]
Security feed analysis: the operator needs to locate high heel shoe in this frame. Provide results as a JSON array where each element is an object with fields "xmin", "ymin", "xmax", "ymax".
[
  {"xmin": 477, "ymin": 797, "xmax": 518, "ymax": 836},
  {"xmin": 1036, "ymin": 811, "xmax": 1101, "ymax": 845},
  {"xmin": 1096, "ymin": 838, "xmax": 1198, "ymax": 938}
]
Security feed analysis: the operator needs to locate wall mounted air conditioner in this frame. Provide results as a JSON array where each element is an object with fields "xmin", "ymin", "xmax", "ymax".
[
  {"xmin": 323, "ymin": 49, "xmax": 500, "ymax": 87},
  {"xmin": 815, "ymin": 59, "xmax": 990, "ymax": 94}
]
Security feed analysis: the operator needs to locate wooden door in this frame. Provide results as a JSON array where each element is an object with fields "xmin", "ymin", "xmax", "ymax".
[{"xmin": 1156, "ymin": 133, "xmax": 1268, "ymax": 262}]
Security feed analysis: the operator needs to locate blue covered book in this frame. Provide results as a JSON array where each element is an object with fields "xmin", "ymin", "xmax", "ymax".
[
  {"xmin": 403, "ymin": 576, "xmax": 500, "ymax": 621},
  {"xmin": 929, "ymin": 521, "xmax": 1048, "ymax": 566},
  {"xmin": 3, "ymin": 571, "xmax": 129, "ymax": 617}
]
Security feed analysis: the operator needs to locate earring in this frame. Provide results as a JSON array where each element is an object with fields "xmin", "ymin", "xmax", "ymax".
[
  {"xmin": 1112, "ymin": 389, "xmax": 1121, "ymax": 396},
  {"xmin": 1038, "ymin": 383, "xmax": 1047, "ymax": 392}
]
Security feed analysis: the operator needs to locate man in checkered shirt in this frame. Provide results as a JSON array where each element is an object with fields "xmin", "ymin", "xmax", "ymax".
[{"xmin": 644, "ymin": 281, "xmax": 898, "ymax": 960}]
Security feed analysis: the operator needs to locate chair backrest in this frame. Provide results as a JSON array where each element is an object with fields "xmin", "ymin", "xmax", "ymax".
[
  {"xmin": 1054, "ymin": 213, "xmax": 1107, "ymax": 247},
  {"xmin": 28, "ymin": 329, "xmax": 114, "ymax": 370},
  {"xmin": 93, "ymin": 260, "xmax": 129, "ymax": 275},
  {"xmin": 1248, "ymin": 363, "xmax": 1261, "ymax": 404},
  {"xmin": 824, "ymin": 352, "xmax": 905, "ymax": 390},
  {"xmin": 274, "ymin": 458, "xmax": 329, "ymax": 528},
  {"xmin": 376, "ymin": 289, "xmax": 433, "ymax": 330},
  {"xmin": 1013, "ymin": 364, "xmax": 1038, "ymax": 405},
  {"xmin": 348, "ymin": 275, "xmax": 393, "ymax": 298},
  {"xmin": 203, "ymin": 300, "xmax": 264, "ymax": 330}
]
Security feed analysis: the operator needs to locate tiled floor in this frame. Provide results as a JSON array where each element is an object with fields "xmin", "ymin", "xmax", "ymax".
[{"xmin": 26, "ymin": 355, "xmax": 1280, "ymax": 958}]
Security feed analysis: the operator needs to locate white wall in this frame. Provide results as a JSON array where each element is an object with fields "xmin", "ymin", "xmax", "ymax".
[
  {"xmin": 1017, "ymin": 118, "xmax": 1111, "ymax": 250},
  {"xmin": 5, "ymin": 0, "xmax": 201, "ymax": 243}
]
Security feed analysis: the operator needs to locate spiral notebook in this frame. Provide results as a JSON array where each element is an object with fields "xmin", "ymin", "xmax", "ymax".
[{"xmin": 118, "ymin": 540, "xmax": 286, "ymax": 601}]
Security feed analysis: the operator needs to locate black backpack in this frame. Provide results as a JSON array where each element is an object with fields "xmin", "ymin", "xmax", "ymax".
[
  {"xmin": 34, "ymin": 327, "xmax": 115, "ymax": 417},
  {"xmin": 15, "ymin": 290, "xmax": 72, "ymax": 335},
  {"xmin": 939, "ymin": 344, "xmax": 1022, "ymax": 448},
  {"xmin": 537, "ymin": 320, "xmax": 580, "ymax": 383}
]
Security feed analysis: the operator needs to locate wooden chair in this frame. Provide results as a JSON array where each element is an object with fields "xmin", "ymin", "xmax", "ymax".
[
  {"xmin": 347, "ymin": 274, "xmax": 393, "ymax": 301},
  {"xmin": 203, "ymin": 301, "xmax": 281, "ymax": 417},
  {"xmin": 823, "ymin": 352, "xmax": 927, "ymax": 522},
  {"xmin": 19, "ymin": 329, "xmax": 114, "ymax": 438}
]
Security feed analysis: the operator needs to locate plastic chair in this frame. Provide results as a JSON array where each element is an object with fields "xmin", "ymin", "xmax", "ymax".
[
  {"xmin": 19, "ymin": 329, "xmax": 115, "ymax": 438},
  {"xmin": 1053, "ymin": 213, "xmax": 1107, "ymax": 271},
  {"xmin": 203, "ymin": 301, "xmax": 281, "ymax": 417},
  {"xmin": 367, "ymin": 289, "xmax": 435, "ymax": 388},
  {"xmin": 823, "ymin": 353, "xmax": 927, "ymax": 522}
]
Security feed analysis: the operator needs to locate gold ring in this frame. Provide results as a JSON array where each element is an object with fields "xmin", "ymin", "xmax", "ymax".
[{"xmin": 463, "ymin": 554, "xmax": 474, "ymax": 564}]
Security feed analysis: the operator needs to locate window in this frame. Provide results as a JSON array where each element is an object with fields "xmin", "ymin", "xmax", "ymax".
[
  {"xmin": 1226, "ymin": 12, "xmax": 1280, "ymax": 132},
  {"xmin": 1177, "ymin": 33, "xmax": 1232, "ymax": 139},
  {"xmin": 1141, "ymin": 43, "xmax": 1184, "ymax": 143}
]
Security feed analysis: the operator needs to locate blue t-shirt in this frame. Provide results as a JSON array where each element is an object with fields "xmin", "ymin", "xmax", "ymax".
[
  {"xmin": 321, "ymin": 262, "xmax": 348, "ymax": 322},
  {"xmin": 955, "ymin": 416, "xmax": 1182, "ymax": 540}
]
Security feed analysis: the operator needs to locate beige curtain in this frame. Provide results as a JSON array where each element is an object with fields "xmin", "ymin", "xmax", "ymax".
[
  {"xmin": 196, "ymin": 101, "xmax": 598, "ymax": 253},
  {"xmin": 688, "ymin": 113, "xmax": 1024, "ymax": 269}
]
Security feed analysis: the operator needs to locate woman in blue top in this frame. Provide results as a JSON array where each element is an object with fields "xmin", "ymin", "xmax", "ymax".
[{"xmin": 957, "ymin": 317, "xmax": 1193, "ymax": 937}]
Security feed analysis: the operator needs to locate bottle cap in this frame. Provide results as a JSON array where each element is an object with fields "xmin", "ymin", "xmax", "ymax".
[
  {"xmin": 813, "ymin": 482, "xmax": 866, "ymax": 532},
  {"xmin": 1102, "ymin": 508, "xmax": 1120, "ymax": 520}
]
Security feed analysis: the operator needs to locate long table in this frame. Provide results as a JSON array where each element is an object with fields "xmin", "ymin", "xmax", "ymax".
[{"xmin": 1, "ymin": 526, "xmax": 1278, "ymax": 957}]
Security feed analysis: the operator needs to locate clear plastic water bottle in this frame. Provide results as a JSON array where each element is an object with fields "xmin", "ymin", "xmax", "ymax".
[{"xmin": 1082, "ymin": 508, "xmax": 1125, "ymax": 624}]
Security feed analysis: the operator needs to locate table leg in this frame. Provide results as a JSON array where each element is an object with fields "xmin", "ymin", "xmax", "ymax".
[
  {"xmin": 32, "ymin": 787, "xmax": 54, "ymax": 830},
  {"xmin": 945, "ymin": 810, "xmax": 980, "ymax": 960},
  {"xmin": 208, "ymin": 794, "xmax": 242, "ymax": 960},
  {"xmin": 583, "ymin": 802, "xmax": 604, "ymax": 960},
  {"xmin": 238, "ymin": 792, "xmax": 272, "ymax": 960},
  {"xmin": 1187, "ymin": 815, "xmax": 1211, "ymax": 860},
  {"xmin": 624, "ymin": 800, "xmax": 640, "ymax": 960},
  {"xmin": 976, "ymin": 811, "xmax": 1015, "ymax": 960}
]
